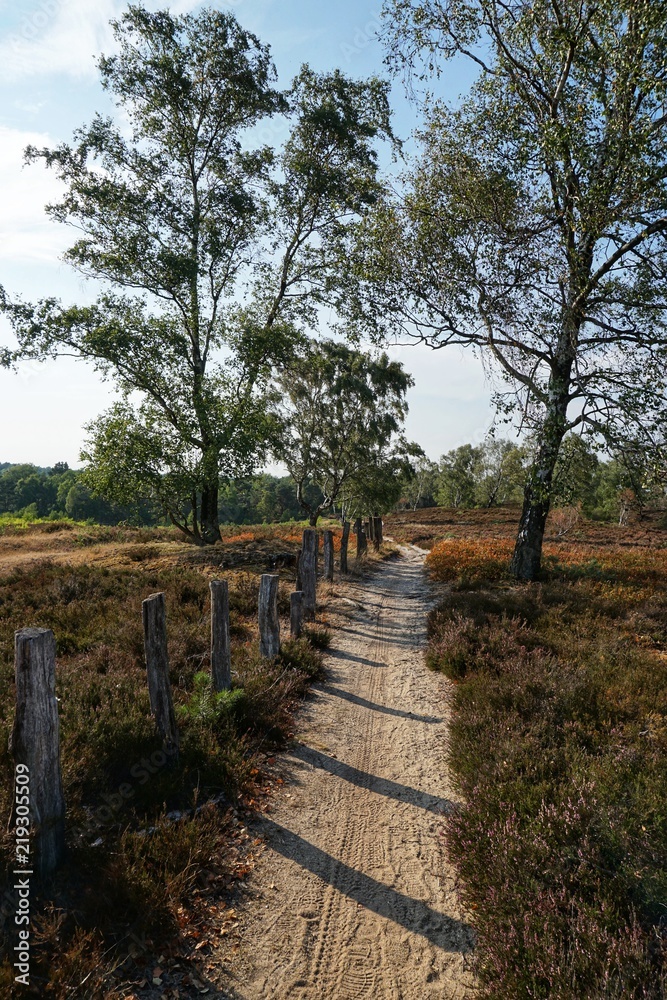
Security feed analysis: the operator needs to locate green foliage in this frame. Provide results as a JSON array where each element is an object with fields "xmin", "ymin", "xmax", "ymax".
[
  {"xmin": 273, "ymin": 338, "xmax": 418, "ymax": 523},
  {"xmin": 177, "ymin": 672, "xmax": 248, "ymax": 728}
]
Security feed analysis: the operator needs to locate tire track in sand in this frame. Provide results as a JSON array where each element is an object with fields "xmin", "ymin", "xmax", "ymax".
[{"xmin": 217, "ymin": 547, "xmax": 475, "ymax": 999}]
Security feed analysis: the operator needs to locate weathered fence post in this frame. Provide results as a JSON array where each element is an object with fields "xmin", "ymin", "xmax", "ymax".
[
  {"xmin": 12, "ymin": 628, "xmax": 65, "ymax": 878},
  {"xmin": 301, "ymin": 529, "xmax": 318, "ymax": 621},
  {"xmin": 259, "ymin": 574, "xmax": 280, "ymax": 658},
  {"xmin": 372, "ymin": 516, "xmax": 382, "ymax": 551},
  {"xmin": 290, "ymin": 591, "xmax": 304, "ymax": 639},
  {"xmin": 210, "ymin": 580, "xmax": 231, "ymax": 692},
  {"xmin": 323, "ymin": 530, "xmax": 334, "ymax": 582},
  {"xmin": 368, "ymin": 517, "xmax": 375, "ymax": 543},
  {"xmin": 142, "ymin": 593, "xmax": 179, "ymax": 757},
  {"xmin": 355, "ymin": 517, "xmax": 367, "ymax": 558},
  {"xmin": 340, "ymin": 521, "xmax": 351, "ymax": 574},
  {"xmin": 295, "ymin": 548, "xmax": 303, "ymax": 591}
]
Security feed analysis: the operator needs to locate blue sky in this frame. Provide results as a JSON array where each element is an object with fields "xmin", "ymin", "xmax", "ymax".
[{"xmin": 0, "ymin": 0, "xmax": 494, "ymax": 468}]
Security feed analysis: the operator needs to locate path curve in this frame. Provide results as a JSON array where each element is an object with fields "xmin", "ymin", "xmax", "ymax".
[{"xmin": 219, "ymin": 548, "xmax": 475, "ymax": 999}]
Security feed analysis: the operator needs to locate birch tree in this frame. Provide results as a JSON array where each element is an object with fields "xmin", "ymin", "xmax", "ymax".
[
  {"xmin": 2, "ymin": 5, "xmax": 393, "ymax": 544},
  {"xmin": 273, "ymin": 339, "xmax": 415, "ymax": 524},
  {"xmin": 351, "ymin": 0, "xmax": 667, "ymax": 577}
]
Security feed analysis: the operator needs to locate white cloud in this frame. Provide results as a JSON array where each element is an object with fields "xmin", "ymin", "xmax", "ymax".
[
  {"xmin": 0, "ymin": 0, "xmax": 118, "ymax": 82},
  {"xmin": 0, "ymin": 1, "xmax": 233, "ymax": 83},
  {"xmin": 0, "ymin": 125, "xmax": 68, "ymax": 263}
]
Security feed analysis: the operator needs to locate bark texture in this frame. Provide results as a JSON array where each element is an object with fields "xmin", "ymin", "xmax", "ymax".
[
  {"xmin": 210, "ymin": 580, "xmax": 232, "ymax": 692},
  {"xmin": 142, "ymin": 593, "xmax": 179, "ymax": 755},
  {"xmin": 323, "ymin": 530, "xmax": 334, "ymax": 582},
  {"xmin": 259, "ymin": 574, "xmax": 280, "ymax": 659},
  {"xmin": 301, "ymin": 529, "xmax": 318, "ymax": 621},
  {"xmin": 340, "ymin": 521, "xmax": 351, "ymax": 574},
  {"xmin": 12, "ymin": 628, "xmax": 65, "ymax": 878}
]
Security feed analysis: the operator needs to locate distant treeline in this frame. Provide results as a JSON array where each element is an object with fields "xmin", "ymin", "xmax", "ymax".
[
  {"xmin": 400, "ymin": 435, "xmax": 667, "ymax": 521},
  {"xmin": 0, "ymin": 463, "xmax": 321, "ymax": 526},
  {"xmin": 3, "ymin": 433, "xmax": 664, "ymax": 527}
]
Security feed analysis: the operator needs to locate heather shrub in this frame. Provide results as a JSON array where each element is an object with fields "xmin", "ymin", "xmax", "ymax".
[{"xmin": 427, "ymin": 547, "xmax": 667, "ymax": 996}]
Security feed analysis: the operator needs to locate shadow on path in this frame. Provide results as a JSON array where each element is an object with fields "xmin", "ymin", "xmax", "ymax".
[
  {"xmin": 324, "ymin": 684, "xmax": 442, "ymax": 725},
  {"xmin": 291, "ymin": 744, "xmax": 454, "ymax": 815},
  {"xmin": 260, "ymin": 819, "xmax": 474, "ymax": 953}
]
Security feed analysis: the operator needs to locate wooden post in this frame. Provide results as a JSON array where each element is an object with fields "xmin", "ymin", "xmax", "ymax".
[
  {"xmin": 295, "ymin": 548, "xmax": 302, "ymax": 592},
  {"xmin": 210, "ymin": 580, "xmax": 231, "ymax": 692},
  {"xmin": 12, "ymin": 628, "xmax": 65, "ymax": 878},
  {"xmin": 259, "ymin": 574, "xmax": 280, "ymax": 658},
  {"xmin": 372, "ymin": 516, "xmax": 382, "ymax": 551},
  {"xmin": 290, "ymin": 591, "xmax": 304, "ymax": 639},
  {"xmin": 355, "ymin": 518, "xmax": 367, "ymax": 558},
  {"xmin": 142, "ymin": 593, "xmax": 179, "ymax": 756},
  {"xmin": 323, "ymin": 529, "xmax": 334, "ymax": 582},
  {"xmin": 368, "ymin": 517, "xmax": 375, "ymax": 543},
  {"xmin": 301, "ymin": 529, "xmax": 318, "ymax": 621},
  {"xmin": 340, "ymin": 520, "xmax": 351, "ymax": 574}
]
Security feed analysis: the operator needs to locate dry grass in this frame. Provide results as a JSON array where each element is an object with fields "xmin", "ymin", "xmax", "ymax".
[{"xmin": 386, "ymin": 505, "xmax": 667, "ymax": 552}]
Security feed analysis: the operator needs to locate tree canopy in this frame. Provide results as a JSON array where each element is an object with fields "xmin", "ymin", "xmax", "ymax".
[{"xmin": 272, "ymin": 339, "xmax": 417, "ymax": 524}]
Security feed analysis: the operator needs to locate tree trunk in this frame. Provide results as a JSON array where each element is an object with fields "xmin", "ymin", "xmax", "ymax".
[
  {"xmin": 200, "ymin": 482, "xmax": 221, "ymax": 545},
  {"xmin": 340, "ymin": 521, "xmax": 351, "ymax": 574},
  {"xmin": 372, "ymin": 515, "xmax": 382, "ymax": 551},
  {"xmin": 510, "ymin": 367, "xmax": 571, "ymax": 581},
  {"xmin": 309, "ymin": 511, "xmax": 319, "ymax": 527}
]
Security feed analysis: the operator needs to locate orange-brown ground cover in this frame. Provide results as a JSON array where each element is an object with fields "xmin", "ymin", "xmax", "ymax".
[{"xmin": 418, "ymin": 512, "xmax": 667, "ymax": 998}]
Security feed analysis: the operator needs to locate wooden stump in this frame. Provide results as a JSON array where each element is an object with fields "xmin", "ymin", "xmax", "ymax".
[
  {"xmin": 368, "ymin": 517, "xmax": 375, "ymax": 543},
  {"xmin": 259, "ymin": 574, "xmax": 280, "ymax": 658},
  {"xmin": 210, "ymin": 580, "xmax": 231, "ymax": 692},
  {"xmin": 340, "ymin": 521, "xmax": 351, "ymax": 574},
  {"xmin": 290, "ymin": 591, "xmax": 304, "ymax": 639},
  {"xmin": 372, "ymin": 516, "xmax": 382, "ymax": 551},
  {"xmin": 301, "ymin": 529, "xmax": 318, "ymax": 621},
  {"xmin": 12, "ymin": 628, "xmax": 65, "ymax": 878},
  {"xmin": 323, "ymin": 530, "xmax": 334, "ymax": 582},
  {"xmin": 142, "ymin": 593, "xmax": 179, "ymax": 757}
]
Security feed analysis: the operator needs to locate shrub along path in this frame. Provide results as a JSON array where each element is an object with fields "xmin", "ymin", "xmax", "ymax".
[{"xmin": 216, "ymin": 548, "xmax": 474, "ymax": 999}]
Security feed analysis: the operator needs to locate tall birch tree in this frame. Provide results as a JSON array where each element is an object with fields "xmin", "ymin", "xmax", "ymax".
[{"xmin": 351, "ymin": 0, "xmax": 667, "ymax": 577}]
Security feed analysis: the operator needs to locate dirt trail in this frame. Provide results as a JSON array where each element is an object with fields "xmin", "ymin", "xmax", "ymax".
[{"xmin": 219, "ymin": 547, "xmax": 475, "ymax": 999}]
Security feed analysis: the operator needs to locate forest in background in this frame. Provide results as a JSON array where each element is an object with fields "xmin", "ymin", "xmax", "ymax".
[{"xmin": 3, "ymin": 431, "xmax": 665, "ymax": 528}]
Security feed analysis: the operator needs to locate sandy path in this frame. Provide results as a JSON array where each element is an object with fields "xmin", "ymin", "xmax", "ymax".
[{"xmin": 219, "ymin": 547, "xmax": 475, "ymax": 999}]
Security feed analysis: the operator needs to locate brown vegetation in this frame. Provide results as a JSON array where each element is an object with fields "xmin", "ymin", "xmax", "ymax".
[
  {"xmin": 422, "ymin": 514, "xmax": 667, "ymax": 998},
  {"xmin": 0, "ymin": 522, "xmax": 351, "ymax": 998}
]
